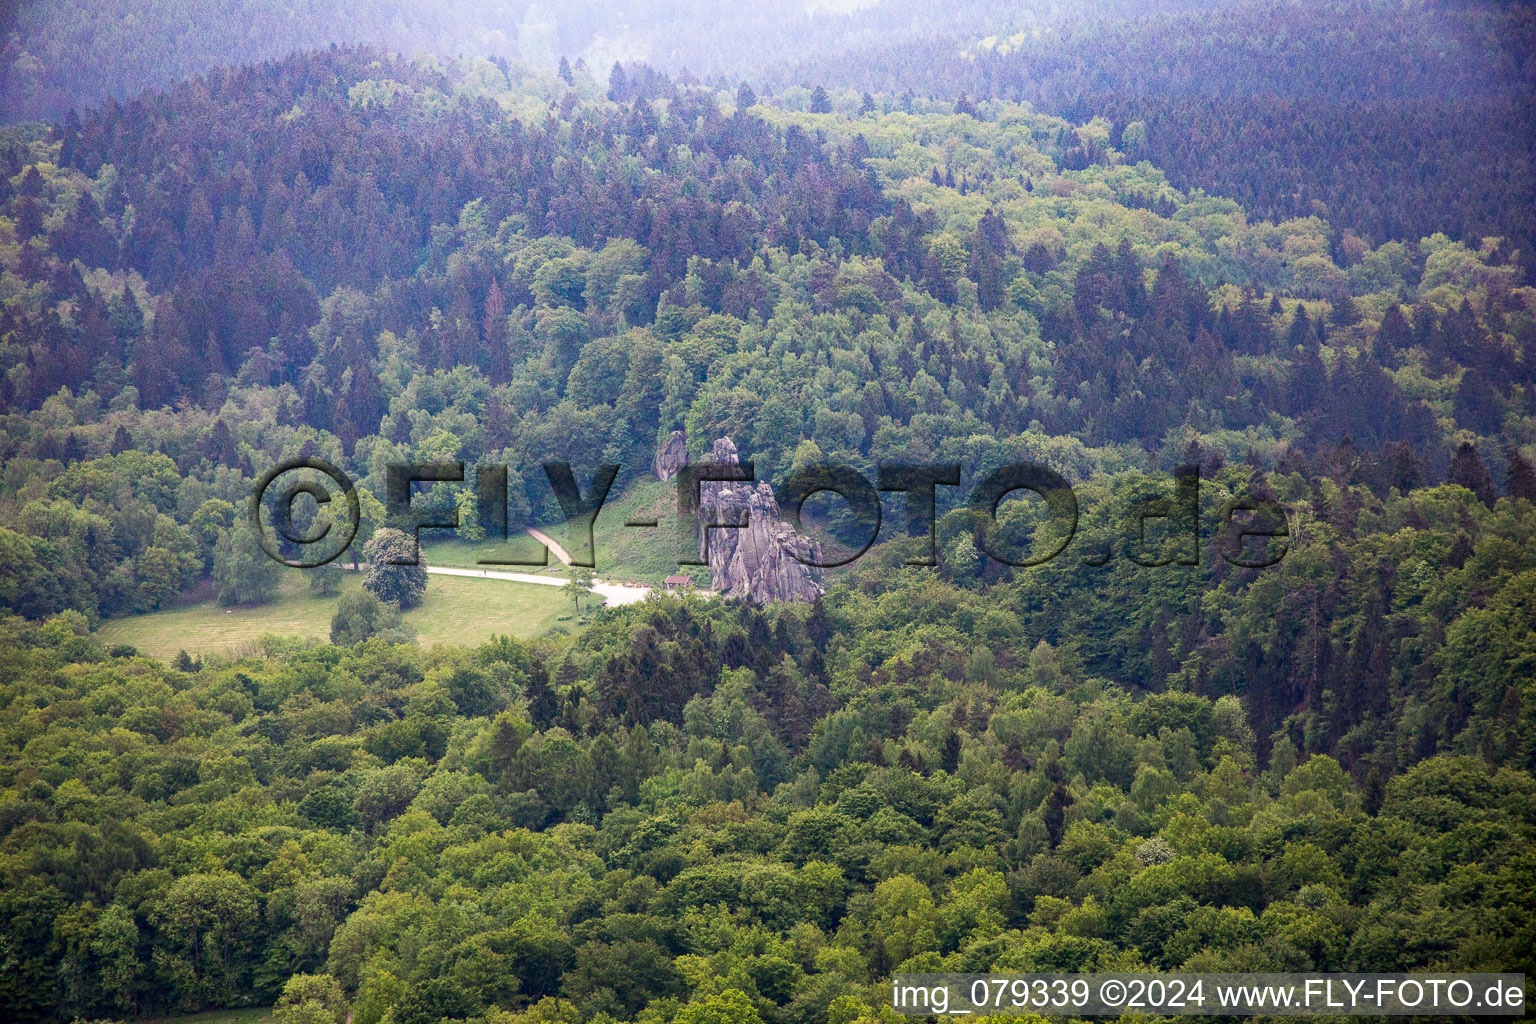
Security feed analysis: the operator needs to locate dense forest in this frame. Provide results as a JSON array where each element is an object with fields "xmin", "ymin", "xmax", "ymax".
[
  {"xmin": 0, "ymin": 0, "xmax": 1232, "ymax": 123},
  {"xmin": 779, "ymin": 0, "xmax": 1536, "ymax": 286},
  {"xmin": 3, "ymin": 562, "xmax": 1534, "ymax": 1021},
  {"xmin": 4, "ymin": 50, "xmax": 1533, "ymax": 618},
  {"xmin": 0, "ymin": 12, "xmax": 1534, "ymax": 1024}
]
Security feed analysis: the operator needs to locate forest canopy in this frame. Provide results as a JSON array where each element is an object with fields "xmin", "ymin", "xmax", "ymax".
[{"xmin": 1, "ymin": 5, "xmax": 1534, "ymax": 1024}]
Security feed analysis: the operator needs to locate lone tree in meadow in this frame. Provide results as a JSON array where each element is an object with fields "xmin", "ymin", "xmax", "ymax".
[
  {"xmin": 330, "ymin": 589, "xmax": 410, "ymax": 646},
  {"xmin": 569, "ymin": 568, "xmax": 595, "ymax": 614},
  {"xmin": 362, "ymin": 527, "xmax": 427, "ymax": 609}
]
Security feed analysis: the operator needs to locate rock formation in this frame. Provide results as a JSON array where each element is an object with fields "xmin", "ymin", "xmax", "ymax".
[
  {"xmin": 694, "ymin": 437, "xmax": 824, "ymax": 604},
  {"xmin": 653, "ymin": 429, "xmax": 688, "ymax": 481}
]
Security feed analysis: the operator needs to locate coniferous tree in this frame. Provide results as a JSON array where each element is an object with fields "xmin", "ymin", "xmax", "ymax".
[
  {"xmin": 1044, "ymin": 783, "xmax": 1072, "ymax": 848},
  {"xmin": 1287, "ymin": 306, "xmax": 1316, "ymax": 349},
  {"xmin": 1385, "ymin": 442, "xmax": 1425, "ymax": 493},
  {"xmin": 1377, "ymin": 303, "xmax": 1410, "ymax": 359},
  {"xmin": 940, "ymin": 732, "xmax": 962, "ymax": 774},
  {"xmin": 1448, "ymin": 442, "xmax": 1496, "ymax": 507},
  {"xmin": 204, "ymin": 419, "xmax": 238, "ymax": 467},
  {"xmin": 1506, "ymin": 451, "xmax": 1536, "ymax": 503},
  {"xmin": 526, "ymin": 661, "xmax": 559, "ymax": 729},
  {"xmin": 607, "ymin": 63, "xmax": 629, "ymax": 103}
]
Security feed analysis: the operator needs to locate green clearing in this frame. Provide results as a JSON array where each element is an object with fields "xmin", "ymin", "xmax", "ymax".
[
  {"xmin": 97, "ymin": 572, "xmax": 569, "ymax": 661},
  {"xmin": 423, "ymin": 476, "xmax": 711, "ymax": 587}
]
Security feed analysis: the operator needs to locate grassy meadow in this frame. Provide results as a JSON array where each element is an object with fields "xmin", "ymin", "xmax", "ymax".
[
  {"xmin": 96, "ymin": 571, "xmax": 571, "ymax": 660},
  {"xmin": 423, "ymin": 476, "xmax": 711, "ymax": 586}
]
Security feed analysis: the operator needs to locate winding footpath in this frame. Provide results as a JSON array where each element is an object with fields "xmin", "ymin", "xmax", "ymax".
[
  {"xmin": 422, "ymin": 564, "xmax": 652, "ymax": 607},
  {"xmin": 427, "ymin": 533, "xmax": 653, "ymax": 606},
  {"xmin": 351, "ymin": 529, "xmax": 655, "ymax": 608}
]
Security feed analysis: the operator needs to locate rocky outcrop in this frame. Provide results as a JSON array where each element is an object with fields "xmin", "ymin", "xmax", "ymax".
[
  {"xmin": 653, "ymin": 429, "xmax": 688, "ymax": 481},
  {"xmin": 695, "ymin": 437, "xmax": 824, "ymax": 604}
]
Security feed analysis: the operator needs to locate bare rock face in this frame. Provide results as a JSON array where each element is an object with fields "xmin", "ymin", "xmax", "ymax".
[
  {"xmin": 696, "ymin": 437, "xmax": 824, "ymax": 604},
  {"xmin": 654, "ymin": 429, "xmax": 688, "ymax": 481}
]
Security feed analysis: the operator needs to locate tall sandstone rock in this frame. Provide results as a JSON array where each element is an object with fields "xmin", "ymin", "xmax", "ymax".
[
  {"xmin": 653, "ymin": 429, "xmax": 688, "ymax": 480},
  {"xmin": 694, "ymin": 437, "xmax": 823, "ymax": 604}
]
